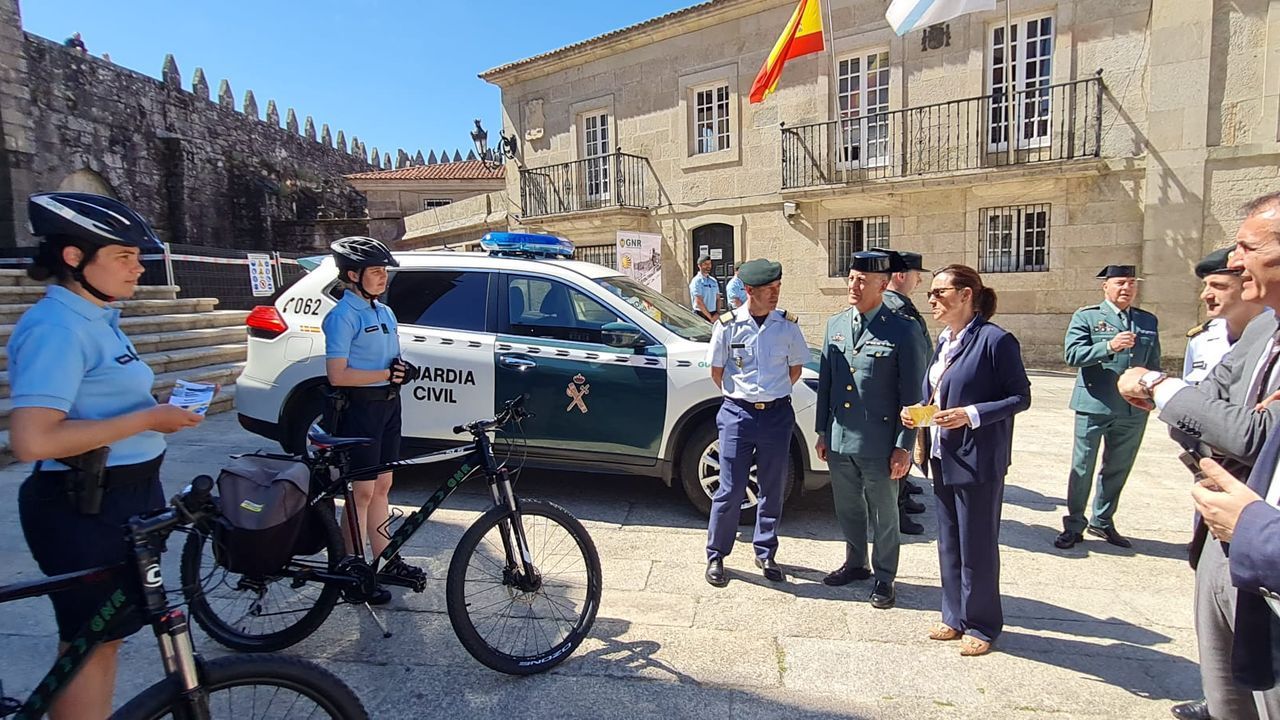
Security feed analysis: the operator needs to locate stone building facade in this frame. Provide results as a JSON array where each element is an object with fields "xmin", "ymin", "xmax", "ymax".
[
  {"xmin": 0, "ymin": 0, "xmax": 381, "ymax": 252},
  {"xmin": 347, "ymin": 160, "xmax": 505, "ymax": 243},
  {"xmin": 400, "ymin": 0, "xmax": 1278, "ymax": 366}
]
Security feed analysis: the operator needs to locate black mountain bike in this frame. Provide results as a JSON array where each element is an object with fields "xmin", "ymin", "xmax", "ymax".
[
  {"xmin": 180, "ymin": 395, "xmax": 603, "ymax": 676},
  {"xmin": 0, "ymin": 476, "xmax": 367, "ymax": 720}
]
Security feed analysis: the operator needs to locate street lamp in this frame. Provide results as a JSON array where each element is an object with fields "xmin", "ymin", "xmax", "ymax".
[{"xmin": 471, "ymin": 119, "xmax": 518, "ymax": 170}]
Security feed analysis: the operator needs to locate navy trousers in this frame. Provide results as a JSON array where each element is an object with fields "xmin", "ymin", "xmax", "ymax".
[
  {"xmin": 932, "ymin": 459, "xmax": 1005, "ymax": 643},
  {"xmin": 706, "ymin": 398, "xmax": 794, "ymax": 561}
]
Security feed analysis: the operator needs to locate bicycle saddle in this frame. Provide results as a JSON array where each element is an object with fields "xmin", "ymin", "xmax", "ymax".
[{"xmin": 307, "ymin": 425, "xmax": 374, "ymax": 449}]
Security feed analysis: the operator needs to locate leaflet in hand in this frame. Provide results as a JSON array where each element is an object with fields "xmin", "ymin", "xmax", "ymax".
[{"xmin": 169, "ymin": 380, "xmax": 217, "ymax": 415}]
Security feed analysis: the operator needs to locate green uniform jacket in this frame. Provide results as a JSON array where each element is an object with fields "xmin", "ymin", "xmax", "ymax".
[
  {"xmin": 883, "ymin": 289, "xmax": 932, "ymax": 371},
  {"xmin": 1064, "ymin": 303, "xmax": 1161, "ymax": 416},
  {"xmin": 816, "ymin": 306, "xmax": 927, "ymax": 458}
]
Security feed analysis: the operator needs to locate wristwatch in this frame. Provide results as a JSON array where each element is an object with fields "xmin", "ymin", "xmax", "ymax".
[{"xmin": 1137, "ymin": 370, "xmax": 1169, "ymax": 398}]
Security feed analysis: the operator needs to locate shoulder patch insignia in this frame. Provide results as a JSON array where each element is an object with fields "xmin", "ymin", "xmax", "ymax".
[
  {"xmin": 783, "ymin": 310, "xmax": 799, "ymax": 323},
  {"xmin": 718, "ymin": 312, "xmax": 735, "ymax": 324},
  {"xmin": 1186, "ymin": 321, "xmax": 1209, "ymax": 339}
]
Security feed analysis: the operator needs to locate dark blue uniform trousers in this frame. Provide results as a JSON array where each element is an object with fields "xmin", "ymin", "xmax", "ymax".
[
  {"xmin": 931, "ymin": 459, "xmax": 1005, "ymax": 644},
  {"xmin": 707, "ymin": 398, "xmax": 794, "ymax": 561}
]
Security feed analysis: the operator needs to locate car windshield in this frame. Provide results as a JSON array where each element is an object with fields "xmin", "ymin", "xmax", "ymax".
[{"xmin": 596, "ymin": 276, "xmax": 713, "ymax": 342}]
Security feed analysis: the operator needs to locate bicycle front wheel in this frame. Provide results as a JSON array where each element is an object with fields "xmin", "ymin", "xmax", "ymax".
[
  {"xmin": 446, "ymin": 498, "xmax": 602, "ymax": 675},
  {"xmin": 115, "ymin": 654, "xmax": 367, "ymax": 719}
]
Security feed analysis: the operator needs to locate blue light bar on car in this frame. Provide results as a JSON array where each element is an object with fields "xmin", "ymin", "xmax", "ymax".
[{"xmin": 480, "ymin": 231, "xmax": 575, "ymax": 259}]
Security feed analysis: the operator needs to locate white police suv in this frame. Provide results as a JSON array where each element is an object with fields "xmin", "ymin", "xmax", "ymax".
[{"xmin": 236, "ymin": 232, "xmax": 830, "ymax": 516}]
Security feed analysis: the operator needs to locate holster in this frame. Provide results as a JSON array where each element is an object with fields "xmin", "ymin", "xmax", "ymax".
[
  {"xmin": 321, "ymin": 386, "xmax": 350, "ymax": 432},
  {"xmin": 56, "ymin": 446, "xmax": 110, "ymax": 515}
]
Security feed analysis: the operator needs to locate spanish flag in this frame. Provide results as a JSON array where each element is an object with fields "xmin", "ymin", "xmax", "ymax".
[{"xmin": 749, "ymin": 0, "xmax": 825, "ymax": 104}]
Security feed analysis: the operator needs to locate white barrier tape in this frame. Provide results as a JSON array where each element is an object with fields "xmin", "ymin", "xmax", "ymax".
[{"xmin": 0, "ymin": 254, "xmax": 302, "ymax": 266}]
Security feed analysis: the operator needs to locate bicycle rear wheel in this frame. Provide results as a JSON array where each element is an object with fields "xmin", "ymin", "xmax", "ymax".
[
  {"xmin": 180, "ymin": 503, "xmax": 344, "ymax": 652},
  {"xmin": 446, "ymin": 498, "xmax": 602, "ymax": 675},
  {"xmin": 115, "ymin": 654, "xmax": 367, "ymax": 719}
]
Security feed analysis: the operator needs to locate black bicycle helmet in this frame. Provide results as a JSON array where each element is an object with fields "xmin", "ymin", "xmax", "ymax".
[
  {"xmin": 29, "ymin": 192, "xmax": 163, "ymax": 252},
  {"xmin": 331, "ymin": 236, "xmax": 397, "ymax": 300},
  {"xmin": 27, "ymin": 192, "xmax": 163, "ymax": 301}
]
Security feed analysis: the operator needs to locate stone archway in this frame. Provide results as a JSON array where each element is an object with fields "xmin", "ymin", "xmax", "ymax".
[{"xmin": 57, "ymin": 168, "xmax": 116, "ymax": 197}]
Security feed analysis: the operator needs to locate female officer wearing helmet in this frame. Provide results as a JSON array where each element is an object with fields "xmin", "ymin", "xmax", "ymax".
[
  {"xmin": 322, "ymin": 236, "xmax": 425, "ymax": 604},
  {"xmin": 9, "ymin": 192, "xmax": 205, "ymax": 718}
]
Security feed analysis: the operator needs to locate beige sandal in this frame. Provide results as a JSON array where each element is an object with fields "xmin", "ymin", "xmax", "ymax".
[
  {"xmin": 927, "ymin": 622, "xmax": 962, "ymax": 641},
  {"xmin": 959, "ymin": 635, "xmax": 992, "ymax": 656}
]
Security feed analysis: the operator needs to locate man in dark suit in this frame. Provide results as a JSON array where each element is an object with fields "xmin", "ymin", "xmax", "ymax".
[
  {"xmin": 1119, "ymin": 196, "xmax": 1280, "ymax": 718},
  {"xmin": 1056, "ymin": 265, "xmax": 1162, "ymax": 550}
]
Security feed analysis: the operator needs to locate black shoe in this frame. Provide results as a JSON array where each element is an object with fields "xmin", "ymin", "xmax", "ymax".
[
  {"xmin": 1087, "ymin": 524, "xmax": 1133, "ymax": 549},
  {"xmin": 378, "ymin": 555, "xmax": 427, "ymax": 585},
  {"xmin": 904, "ymin": 480, "xmax": 924, "ymax": 495},
  {"xmin": 366, "ymin": 585, "xmax": 392, "ymax": 605},
  {"xmin": 870, "ymin": 580, "xmax": 896, "ymax": 609},
  {"xmin": 1054, "ymin": 530, "xmax": 1084, "ymax": 549},
  {"xmin": 755, "ymin": 557, "xmax": 784, "ymax": 582},
  {"xmin": 823, "ymin": 563, "xmax": 872, "ymax": 586},
  {"xmin": 901, "ymin": 496, "xmax": 926, "ymax": 514},
  {"xmin": 706, "ymin": 558, "xmax": 728, "ymax": 587},
  {"xmin": 900, "ymin": 515, "xmax": 925, "ymax": 535},
  {"xmin": 1169, "ymin": 699, "xmax": 1209, "ymax": 720}
]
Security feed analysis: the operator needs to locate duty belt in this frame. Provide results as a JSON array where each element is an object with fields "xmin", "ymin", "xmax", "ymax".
[
  {"xmin": 341, "ymin": 385, "xmax": 399, "ymax": 402},
  {"xmin": 727, "ymin": 396, "xmax": 791, "ymax": 411}
]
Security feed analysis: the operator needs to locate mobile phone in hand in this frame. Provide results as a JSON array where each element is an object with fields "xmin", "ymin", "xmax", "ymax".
[{"xmin": 1179, "ymin": 449, "xmax": 1218, "ymax": 488}]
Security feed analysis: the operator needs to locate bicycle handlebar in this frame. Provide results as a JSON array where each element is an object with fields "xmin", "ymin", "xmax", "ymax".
[{"xmin": 452, "ymin": 394, "xmax": 533, "ymax": 435}]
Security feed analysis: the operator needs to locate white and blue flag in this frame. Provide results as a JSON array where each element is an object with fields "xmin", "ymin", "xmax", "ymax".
[{"xmin": 886, "ymin": 0, "xmax": 997, "ymax": 36}]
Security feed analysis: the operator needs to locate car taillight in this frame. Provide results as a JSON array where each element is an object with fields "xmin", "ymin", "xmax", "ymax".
[{"xmin": 246, "ymin": 305, "xmax": 288, "ymax": 339}]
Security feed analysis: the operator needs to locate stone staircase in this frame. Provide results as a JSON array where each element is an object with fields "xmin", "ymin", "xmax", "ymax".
[{"xmin": 0, "ymin": 270, "xmax": 248, "ymax": 464}]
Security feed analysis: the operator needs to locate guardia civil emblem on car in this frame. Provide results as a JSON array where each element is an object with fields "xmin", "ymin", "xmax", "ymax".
[{"xmin": 565, "ymin": 373, "xmax": 590, "ymax": 413}]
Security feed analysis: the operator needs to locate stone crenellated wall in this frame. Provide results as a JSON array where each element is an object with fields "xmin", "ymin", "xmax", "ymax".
[{"xmin": 0, "ymin": 0, "xmax": 382, "ymax": 251}]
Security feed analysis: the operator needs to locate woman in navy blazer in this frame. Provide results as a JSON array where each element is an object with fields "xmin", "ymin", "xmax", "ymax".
[{"xmin": 901, "ymin": 264, "xmax": 1031, "ymax": 656}]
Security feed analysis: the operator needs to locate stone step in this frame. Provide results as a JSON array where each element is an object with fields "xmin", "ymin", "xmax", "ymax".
[
  {"xmin": 0, "ymin": 361, "xmax": 244, "ymax": 432},
  {"xmin": 0, "ymin": 384, "xmax": 239, "ymax": 466},
  {"xmin": 0, "ymin": 269, "xmax": 44, "ymax": 287},
  {"xmin": 0, "ymin": 344, "xmax": 247, "ymax": 397},
  {"xmin": 0, "ymin": 297, "xmax": 218, "ymax": 324},
  {"xmin": 0, "ymin": 326, "xmax": 247, "ymax": 371},
  {"xmin": 0, "ymin": 310, "xmax": 249, "ymax": 344},
  {"xmin": 0, "ymin": 284, "xmax": 181, "ymax": 302}
]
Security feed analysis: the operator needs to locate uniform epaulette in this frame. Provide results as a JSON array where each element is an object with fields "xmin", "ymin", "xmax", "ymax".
[
  {"xmin": 1077, "ymin": 304, "xmax": 1101, "ymax": 312},
  {"xmin": 1186, "ymin": 321, "xmax": 1210, "ymax": 339},
  {"xmin": 783, "ymin": 310, "xmax": 798, "ymax": 323},
  {"xmin": 718, "ymin": 312, "xmax": 734, "ymax": 324}
]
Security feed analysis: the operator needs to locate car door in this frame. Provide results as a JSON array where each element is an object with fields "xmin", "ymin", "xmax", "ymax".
[
  {"xmin": 495, "ymin": 272, "xmax": 667, "ymax": 464},
  {"xmin": 383, "ymin": 268, "xmax": 496, "ymax": 442}
]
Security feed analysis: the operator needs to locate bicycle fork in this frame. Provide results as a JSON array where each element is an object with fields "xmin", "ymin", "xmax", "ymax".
[
  {"xmin": 131, "ymin": 527, "xmax": 209, "ymax": 720},
  {"xmin": 487, "ymin": 468, "xmax": 541, "ymax": 591}
]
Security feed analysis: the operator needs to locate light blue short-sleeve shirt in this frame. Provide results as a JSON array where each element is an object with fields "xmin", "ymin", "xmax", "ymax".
[
  {"xmin": 689, "ymin": 274, "xmax": 720, "ymax": 313},
  {"xmin": 322, "ymin": 290, "xmax": 400, "ymax": 385},
  {"xmin": 725, "ymin": 276, "xmax": 747, "ymax": 309},
  {"xmin": 707, "ymin": 307, "xmax": 809, "ymax": 401},
  {"xmin": 7, "ymin": 285, "xmax": 165, "ymax": 467}
]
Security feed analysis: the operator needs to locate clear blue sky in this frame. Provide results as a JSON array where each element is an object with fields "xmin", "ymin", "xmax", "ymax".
[{"xmin": 20, "ymin": 0, "xmax": 695, "ymax": 163}]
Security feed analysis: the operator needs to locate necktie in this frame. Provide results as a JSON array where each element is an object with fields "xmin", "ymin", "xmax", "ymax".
[
  {"xmin": 1250, "ymin": 333, "xmax": 1280, "ymax": 405},
  {"xmin": 851, "ymin": 313, "xmax": 866, "ymax": 344},
  {"xmin": 1118, "ymin": 310, "xmax": 1129, "ymax": 332}
]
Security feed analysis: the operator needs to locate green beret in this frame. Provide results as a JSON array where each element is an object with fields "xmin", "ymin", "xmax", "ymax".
[
  {"xmin": 1195, "ymin": 248, "xmax": 1239, "ymax": 279},
  {"xmin": 739, "ymin": 258, "xmax": 782, "ymax": 286}
]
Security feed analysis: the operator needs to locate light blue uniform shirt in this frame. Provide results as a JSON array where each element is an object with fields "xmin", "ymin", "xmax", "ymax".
[
  {"xmin": 689, "ymin": 273, "xmax": 720, "ymax": 314},
  {"xmin": 725, "ymin": 275, "xmax": 747, "ymax": 309},
  {"xmin": 707, "ymin": 307, "xmax": 809, "ymax": 401},
  {"xmin": 322, "ymin": 290, "xmax": 400, "ymax": 385},
  {"xmin": 8, "ymin": 285, "xmax": 164, "ymax": 467}
]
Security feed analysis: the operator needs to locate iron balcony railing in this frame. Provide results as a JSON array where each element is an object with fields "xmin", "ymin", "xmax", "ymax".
[
  {"xmin": 781, "ymin": 74, "xmax": 1104, "ymax": 190},
  {"xmin": 520, "ymin": 149, "xmax": 658, "ymax": 218}
]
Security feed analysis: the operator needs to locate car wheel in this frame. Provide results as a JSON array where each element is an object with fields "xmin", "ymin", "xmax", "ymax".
[
  {"xmin": 678, "ymin": 420, "xmax": 796, "ymax": 524},
  {"xmin": 283, "ymin": 385, "xmax": 326, "ymax": 454}
]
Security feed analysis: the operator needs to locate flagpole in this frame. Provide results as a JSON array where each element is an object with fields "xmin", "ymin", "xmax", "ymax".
[{"xmin": 820, "ymin": 0, "xmax": 841, "ymax": 181}]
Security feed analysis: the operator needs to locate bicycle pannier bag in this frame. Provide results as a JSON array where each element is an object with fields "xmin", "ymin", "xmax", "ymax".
[{"xmin": 213, "ymin": 456, "xmax": 311, "ymax": 577}]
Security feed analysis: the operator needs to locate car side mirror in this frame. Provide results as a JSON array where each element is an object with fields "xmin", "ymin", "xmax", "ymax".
[{"xmin": 602, "ymin": 321, "xmax": 647, "ymax": 350}]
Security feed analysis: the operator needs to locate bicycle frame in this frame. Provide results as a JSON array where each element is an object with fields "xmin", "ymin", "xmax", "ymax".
[
  {"xmin": 0, "ymin": 509, "xmax": 207, "ymax": 720},
  {"xmin": 313, "ymin": 427, "xmax": 537, "ymax": 584}
]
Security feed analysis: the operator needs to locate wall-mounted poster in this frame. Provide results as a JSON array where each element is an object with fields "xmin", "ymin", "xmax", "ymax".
[{"xmin": 617, "ymin": 231, "xmax": 663, "ymax": 292}]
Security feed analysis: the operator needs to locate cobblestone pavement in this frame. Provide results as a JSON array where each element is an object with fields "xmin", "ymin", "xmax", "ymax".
[{"xmin": 0, "ymin": 374, "xmax": 1201, "ymax": 719}]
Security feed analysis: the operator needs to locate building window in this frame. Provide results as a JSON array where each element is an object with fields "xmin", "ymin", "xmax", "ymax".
[
  {"xmin": 422, "ymin": 199, "xmax": 452, "ymax": 210},
  {"xmin": 581, "ymin": 111, "xmax": 611, "ymax": 203},
  {"xmin": 988, "ymin": 16, "xmax": 1054, "ymax": 150},
  {"xmin": 979, "ymin": 204, "xmax": 1050, "ymax": 273},
  {"xmin": 827, "ymin": 216, "xmax": 890, "ymax": 277},
  {"xmin": 573, "ymin": 244, "xmax": 617, "ymax": 269},
  {"xmin": 694, "ymin": 84, "xmax": 731, "ymax": 154},
  {"xmin": 384, "ymin": 270, "xmax": 489, "ymax": 332},
  {"xmin": 837, "ymin": 50, "xmax": 890, "ymax": 168}
]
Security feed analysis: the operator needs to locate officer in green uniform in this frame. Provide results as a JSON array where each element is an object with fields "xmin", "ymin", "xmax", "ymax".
[
  {"xmin": 815, "ymin": 251, "xmax": 927, "ymax": 609},
  {"xmin": 1055, "ymin": 265, "xmax": 1161, "ymax": 550}
]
